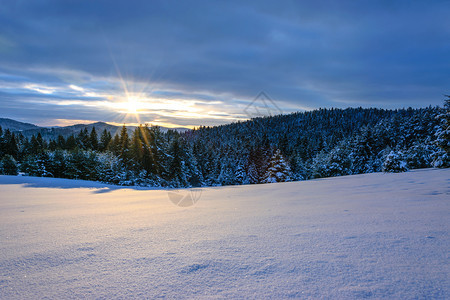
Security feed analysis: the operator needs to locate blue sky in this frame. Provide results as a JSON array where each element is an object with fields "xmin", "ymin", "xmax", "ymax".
[{"xmin": 0, "ymin": 0, "xmax": 449, "ymax": 128}]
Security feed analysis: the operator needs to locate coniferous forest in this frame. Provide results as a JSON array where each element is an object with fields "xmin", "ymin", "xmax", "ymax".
[{"xmin": 0, "ymin": 98, "xmax": 449, "ymax": 187}]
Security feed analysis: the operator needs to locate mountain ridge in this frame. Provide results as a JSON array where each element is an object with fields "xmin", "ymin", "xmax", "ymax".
[{"xmin": 0, "ymin": 118, "xmax": 189, "ymax": 139}]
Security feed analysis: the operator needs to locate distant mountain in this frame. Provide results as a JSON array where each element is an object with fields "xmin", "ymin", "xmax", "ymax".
[
  {"xmin": 0, "ymin": 118, "xmax": 41, "ymax": 132},
  {"xmin": 0, "ymin": 118, "xmax": 189, "ymax": 139},
  {"xmin": 22, "ymin": 122, "xmax": 130, "ymax": 139}
]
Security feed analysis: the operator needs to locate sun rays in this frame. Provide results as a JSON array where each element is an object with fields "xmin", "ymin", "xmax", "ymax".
[{"xmin": 16, "ymin": 66, "xmax": 250, "ymax": 128}]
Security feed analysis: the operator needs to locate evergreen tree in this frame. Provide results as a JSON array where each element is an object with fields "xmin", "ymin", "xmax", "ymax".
[
  {"xmin": 234, "ymin": 164, "xmax": 247, "ymax": 184},
  {"xmin": 168, "ymin": 138, "xmax": 187, "ymax": 186},
  {"xmin": 432, "ymin": 96, "xmax": 450, "ymax": 167},
  {"xmin": 65, "ymin": 135, "xmax": 77, "ymax": 151},
  {"xmin": 30, "ymin": 135, "xmax": 41, "ymax": 155},
  {"xmin": 89, "ymin": 127, "xmax": 99, "ymax": 151},
  {"xmin": 77, "ymin": 128, "xmax": 90, "ymax": 150},
  {"xmin": 119, "ymin": 125, "xmax": 129, "ymax": 161},
  {"xmin": 108, "ymin": 134, "xmax": 121, "ymax": 155},
  {"xmin": 405, "ymin": 143, "xmax": 433, "ymax": 169},
  {"xmin": 48, "ymin": 139, "xmax": 58, "ymax": 151},
  {"xmin": 246, "ymin": 146, "xmax": 270, "ymax": 184},
  {"xmin": 57, "ymin": 135, "xmax": 66, "ymax": 150},
  {"xmin": 350, "ymin": 126, "xmax": 377, "ymax": 174},
  {"xmin": 382, "ymin": 151, "xmax": 408, "ymax": 173},
  {"xmin": 99, "ymin": 129, "xmax": 112, "ymax": 152},
  {"xmin": 0, "ymin": 154, "xmax": 18, "ymax": 175},
  {"xmin": 263, "ymin": 149, "xmax": 292, "ymax": 183},
  {"xmin": 47, "ymin": 150, "xmax": 67, "ymax": 178},
  {"xmin": 2, "ymin": 130, "xmax": 19, "ymax": 159}
]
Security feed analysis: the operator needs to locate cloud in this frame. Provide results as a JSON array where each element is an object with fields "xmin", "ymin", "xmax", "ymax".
[{"xmin": 0, "ymin": 0, "xmax": 449, "ymax": 126}]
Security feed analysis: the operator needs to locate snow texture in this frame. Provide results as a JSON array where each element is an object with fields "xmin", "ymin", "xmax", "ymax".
[{"xmin": 0, "ymin": 169, "xmax": 449, "ymax": 299}]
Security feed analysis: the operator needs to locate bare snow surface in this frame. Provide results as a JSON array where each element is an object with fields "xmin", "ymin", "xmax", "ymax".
[{"xmin": 0, "ymin": 169, "xmax": 449, "ymax": 299}]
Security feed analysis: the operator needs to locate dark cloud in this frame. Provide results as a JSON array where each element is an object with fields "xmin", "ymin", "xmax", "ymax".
[{"xmin": 0, "ymin": 0, "xmax": 449, "ymax": 126}]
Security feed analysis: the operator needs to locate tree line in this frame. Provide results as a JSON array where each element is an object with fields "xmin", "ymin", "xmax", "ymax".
[{"xmin": 0, "ymin": 98, "xmax": 448, "ymax": 187}]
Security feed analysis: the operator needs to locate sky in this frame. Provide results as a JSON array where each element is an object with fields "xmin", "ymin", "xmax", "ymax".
[{"xmin": 0, "ymin": 0, "xmax": 449, "ymax": 128}]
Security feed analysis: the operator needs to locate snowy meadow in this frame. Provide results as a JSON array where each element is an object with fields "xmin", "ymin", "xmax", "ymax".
[{"xmin": 0, "ymin": 168, "xmax": 448, "ymax": 299}]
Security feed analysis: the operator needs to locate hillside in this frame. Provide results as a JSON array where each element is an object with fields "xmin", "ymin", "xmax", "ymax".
[
  {"xmin": 0, "ymin": 168, "xmax": 448, "ymax": 298},
  {"xmin": 0, "ymin": 118, "xmax": 41, "ymax": 131}
]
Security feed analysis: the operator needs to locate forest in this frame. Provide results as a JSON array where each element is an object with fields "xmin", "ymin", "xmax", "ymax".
[{"xmin": 0, "ymin": 98, "xmax": 448, "ymax": 188}]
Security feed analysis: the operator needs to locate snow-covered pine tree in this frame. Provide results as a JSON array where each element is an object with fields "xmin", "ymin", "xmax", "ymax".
[
  {"xmin": 263, "ymin": 149, "xmax": 292, "ymax": 183},
  {"xmin": 46, "ymin": 150, "xmax": 67, "ymax": 178},
  {"xmin": 168, "ymin": 138, "xmax": 188, "ymax": 187},
  {"xmin": 247, "ymin": 146, "xmax": 270, "ymax": 184},
  {"xmin": 77, "ymin": 128, "xmax": 90, "ymax": 150},
  {"xmin": 405, "ymin": 143, "xmax": 433, "ymax": 169},
  {"xmin": 0, "ymin": 154, "xmax": 18, "ymax": 175},
  {"xmin": 432, "ymin": 96, "xmax": 450, "ymax": 168},
  {"xmin": 382, "ymin": 150, "xmax": 408, "ymax": 173},
  {"xmin": 234, "ymin": 164, "xmax": 248, "ymax": 184}
]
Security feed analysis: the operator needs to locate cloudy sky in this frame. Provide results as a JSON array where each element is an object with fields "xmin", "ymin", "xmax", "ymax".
[{"xmin": 0, "ymin": 1, "xmax": 449, "ymax": 128}]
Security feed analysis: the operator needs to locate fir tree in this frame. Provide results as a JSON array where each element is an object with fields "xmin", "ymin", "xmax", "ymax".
[
  {"xmin": 99, "ymin": 129, "xmax": 112, "ymax": 152},
  {"xmin": 89, "ymin": 127, "xmax": 99, "ymax": 151},
  {"xmin": 77, "ymin": 128, "xmax": 90, "ymax": 150},
  {"xmin": 57, "ymin": 135, "xmax": 66, "ymax": 150},
  {"xmin": 119, "ymin": 125, "xmax": 130, "ymax": 161},
  {"xmin": 432, "ymin": 96, "xmax": 450, "ymax": 168},
  {"xmin": 108, "ymin": 134, "xmax": 121, "ymax": 155},
  {"xmin": 168, "ymin": 138, "xmax": 187, "ymax": 186},
  {"xmin": 65, "ymin": 135, "xmax": 77, "ymax": 151},
  {"xmin": 382, "ymin": 151, "xmax": 408, "ymax": 173},
  {"xmin": 263, "ymin": 149, "xmax": 292, "ymax": 183},
  {"xmin": 2, "ymin": 130, "xmax": 19, "ymax": 159},
  {"xmin": 47, "ymin": 150, "xmax": 67, "ymax": 178},
  {"xmin": 0, "ymin": 154, "xmax": 18, "ymax": 175}
]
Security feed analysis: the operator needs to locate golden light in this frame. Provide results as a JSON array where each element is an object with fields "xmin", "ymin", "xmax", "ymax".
[{"xmin": 126, "ymin": 96, "xmax": 140, "ymax": 114}]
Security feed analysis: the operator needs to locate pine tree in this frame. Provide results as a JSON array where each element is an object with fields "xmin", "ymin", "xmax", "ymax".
[
  {"xmin": 89, "ymin": 127, "xmax": 98, "ymax": 151},
  {"xmin": 432, "ymin": 96, "xmax": 450, "ymax": 168},
  {"xmin": 148, "ymin": 125, "xmax": 166, "ymax": 176},
  {"xmin": 247, "ymin": 146, "xmax": 270, "ymax": 184},
  {"xmin": 405, "ymin": 143, "xmax": 433, "ymax": 169},
  {"xmin": 77, "ymin": 128, "xmax": 90, "ymax": 149},
  {"xmin": 234, "ymin": 164, "xmax": 247, "ymax": 184},
  {"xmin": 65, "ymin": 135, "xmax": 77, "ymax": 151},
  {"xmin": 382, "ymin": 150, "xmax": 408, "ymax": 173},
  {"xmin": 350, "ymin": 126, "xmax": 377, "ymax": 174},
  {"xmin": 0, "ymin": 154, "xmax": 18, "ymax": 175},
  {"xmin": 130, "ymin": 127, "xmax": 144, "ymax": 168},
  {"xmin": 119, "ymin": 125, "xmax": 129, "ymax": 161},
  {"xmin": 2, "ymin": 130, "xmax": 19, "ymax": 159},
  {"xmin": 99, "ymin": 129, "xmax": 112, "ymax": 152},
  {"xmin": 57, "ymin": 135, "xmax": 66, "ymax": 150},
  {"xmin": 263, "ymin": 149, "xmax": 292, "ymax": 183},
  {"xmin": 168, "ymin": 138, "xmax": 187, "ymax": 186},
  {"xmin": 30, "ymin": 135, "xmax": 41, "ymax": 155},
  {"xmin": 48, "ymin": 139, "xmax": 58, "ymax": 151},
  {"xmin": 108, "ymin": 134, "xmax": 121, "ymax": 155},
  {"xmin": 47, "ymin": 150, "xmax": 67, "ymax": 178}
]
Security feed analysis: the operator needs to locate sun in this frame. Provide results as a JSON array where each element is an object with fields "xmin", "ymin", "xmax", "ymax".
[{"xmin": 127, "ymin": 97, "xmax": 139, "ymax": 114}]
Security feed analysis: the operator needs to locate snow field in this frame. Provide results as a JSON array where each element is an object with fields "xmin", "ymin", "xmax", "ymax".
[{"xmin": 0, "ymin": 168, "xmax": 449, "ymax": 298}]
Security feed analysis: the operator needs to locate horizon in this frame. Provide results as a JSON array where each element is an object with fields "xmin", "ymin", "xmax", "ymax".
[
  {"xmin": 1, "ymin": 101, "xmax": 446, "ymax": 130},
  {"xmin": 1, "ymin": 1, "xmax": 449, "ymax": 128}
]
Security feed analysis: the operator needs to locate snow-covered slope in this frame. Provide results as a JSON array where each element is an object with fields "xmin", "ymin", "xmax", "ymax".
[{"xmin": 0, "ymin": 169, "xmax": 448, "ymax": 299}]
